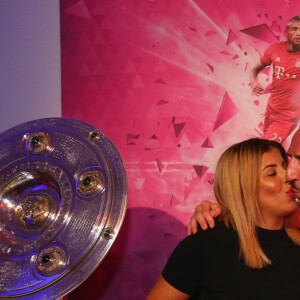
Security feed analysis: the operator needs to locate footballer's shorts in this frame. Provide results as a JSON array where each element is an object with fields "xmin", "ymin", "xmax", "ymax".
[{"xmin": 263, "ymin": 104, "xmax": 299, "ymax": 143}]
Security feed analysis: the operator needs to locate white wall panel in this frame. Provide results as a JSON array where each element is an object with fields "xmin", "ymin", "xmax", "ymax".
[{"xmin": 0, "ymin": 0, "xmax": 61, "ymax": 132}]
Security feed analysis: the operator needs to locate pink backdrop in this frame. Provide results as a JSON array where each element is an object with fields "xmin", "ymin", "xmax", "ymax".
[{"xmin": 60, "ymin": 0, "xmax": 298, "ymax": 298}]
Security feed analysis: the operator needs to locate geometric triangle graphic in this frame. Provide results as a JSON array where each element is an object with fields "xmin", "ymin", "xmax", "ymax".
[
  {"xmin": 226, "ymin": 29, "xmax": 238, "ymax": 46},
  {"xmin": 78, "ymin": 63, "xmax": 92, "ymax": 76},
  {"xmin": 201, "ymin": 137, "xmax": 214, "ymax": 148},
  {"xmin": 270, "ymin": 18, "xmax": 281, "ymax": 33},
  {"xmin": 178, "ymin": 132, "xmax": 192, "ymax": 147},
  {"xmin": 220, "ymin": 51, "xmax": 231, "ymax": 56},
  {"xmin": 206, "ymin": 172, "xmax": 215, "ymax": 185},
  {"xmin": 64, "ymin": 1, "xmax": 91, "ymax": 19},
  {"xmin": 91, "ymin": 1, "xmax": 107, "ymax": 15},
  {"xmin": 260, "ymin": 66, "xmax": 270, "ymax": 75},
  {"xmin": 205, "ymin": 30, "xmax": 217, "ymax": 36},
  {"xmin": 157, "ymin": 99, "xmax": 169, "ymax": 105},
  {"xmin": 213, "ymin": 92, "xmax": 239, "ymax": 131},
  {"xmin": 206, "ymin": 63, "xmax": 214, "ymax": 72},
  {"xmin": 126, "ymin": 133, "xmax": 140, "ymax": 141},
  {"xmin": 193, "ymin": 165, "xmax": 208, "ymax": 178},
  {"xmin": 173, "ymin": 123, "xmax": 186, "ymax": 138},
  {"xmin": 263, "ymin": 83, "xmax": 272, "ymax": 94},
  {"xmin": 124, "ymin": 60, "xmax": 137, "ymax": 74},
  {"xmin": 240, "ymin": 24, "xmax": 278, "ymax": 44},
  {"xmin": 132, "ymin": 75, "xmax": 145, "ymax": 88},
  {"xmin": 154, "ymin": 78, "xmax": 166, "ymax": 84},
  {"xmin": 156, "ymin": 158, "xmax": 164, "ymax": 173}
]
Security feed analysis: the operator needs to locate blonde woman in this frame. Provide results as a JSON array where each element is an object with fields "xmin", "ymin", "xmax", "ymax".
[{"xmin": 147, "ymin": 139, "xmax": 300, "ymax": 300}]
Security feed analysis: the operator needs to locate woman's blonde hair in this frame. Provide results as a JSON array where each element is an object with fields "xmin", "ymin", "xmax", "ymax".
[{"xmin": 214, "ymin": 138, "xmax": 300, "ymax": 269}]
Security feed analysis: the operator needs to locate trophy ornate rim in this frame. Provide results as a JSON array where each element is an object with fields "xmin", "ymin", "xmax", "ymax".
[{"xmin": 0, "ymin": 118, "xmax": 127, "ymax": 299}]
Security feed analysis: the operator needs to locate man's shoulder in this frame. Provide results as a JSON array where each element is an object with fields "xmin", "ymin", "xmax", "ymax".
[{"xmin": 266, "ymin": 41, "xmax": 286, "ymax": 52}]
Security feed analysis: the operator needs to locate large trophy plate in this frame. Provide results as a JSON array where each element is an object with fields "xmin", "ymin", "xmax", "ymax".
[{"xmin": 0, "ymin": 118, "xmax": 127, "ymax": 299}]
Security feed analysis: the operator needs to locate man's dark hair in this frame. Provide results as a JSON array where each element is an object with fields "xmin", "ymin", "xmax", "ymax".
[{"xmin": 286, "ymin": 16, "xmax": 300, "ymax": 29}]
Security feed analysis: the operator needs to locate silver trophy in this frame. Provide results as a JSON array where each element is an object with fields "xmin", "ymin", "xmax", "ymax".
[{"xmin": 0, "ymin": 118, "xmax": 127, "ymax": 299}]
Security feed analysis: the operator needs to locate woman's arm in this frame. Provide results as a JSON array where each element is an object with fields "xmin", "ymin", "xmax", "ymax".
[{"xmin": 146, "ymin": 275, "xmax": 190, "ymax": 300}]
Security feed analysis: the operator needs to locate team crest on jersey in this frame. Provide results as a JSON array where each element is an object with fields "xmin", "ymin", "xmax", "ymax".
[{"xmin": 296, "ymin": 59, "xmax": 300, "ymax": 68}]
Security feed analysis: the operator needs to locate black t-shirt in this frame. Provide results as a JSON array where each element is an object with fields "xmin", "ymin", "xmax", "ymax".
[{"xmin": 162, "ymin": 221, "xmax": 300, "ymax": 299}]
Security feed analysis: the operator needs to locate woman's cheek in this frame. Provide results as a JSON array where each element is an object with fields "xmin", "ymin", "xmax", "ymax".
[{"xmin": 260, "ymin": 179, "xmax": 283, "ymax": 195}]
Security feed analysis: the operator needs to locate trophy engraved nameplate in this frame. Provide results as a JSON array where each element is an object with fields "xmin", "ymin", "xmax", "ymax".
[{"xmin": 0, "ymin": 118, "xmax": 127, "ymax": 299}]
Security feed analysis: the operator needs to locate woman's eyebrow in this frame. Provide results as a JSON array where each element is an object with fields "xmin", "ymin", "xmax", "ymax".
[{"xmin": 262, "ymin": 164, "xmax": 276, "ymax": 171}]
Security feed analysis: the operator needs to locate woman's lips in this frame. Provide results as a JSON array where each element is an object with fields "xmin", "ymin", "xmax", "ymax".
[{"xmin": 287, "ymin": 187, "xmax": 295, "ymax": 198}]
